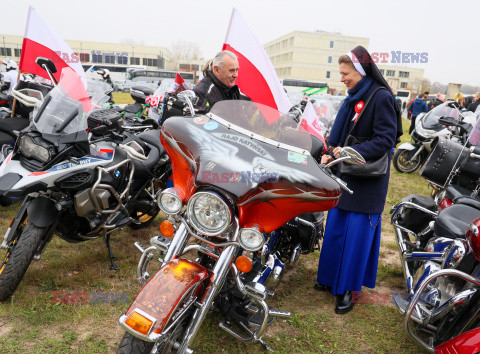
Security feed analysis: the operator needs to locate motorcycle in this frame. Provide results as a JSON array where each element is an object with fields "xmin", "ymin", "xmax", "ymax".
[
  {"xmin": 392, "ymin": 212, "xmax": 480, "ymax": 352},
  {"xmin": 393, "ymin": 101, "xmax": 477, "ymax": 173},
  {"xmin": 116, "ymin": 97, "xmax": 364, "ymax": 353},
  {"xmin": 0, "ymin": 60, "xmax": 169, "ymax": 301}
]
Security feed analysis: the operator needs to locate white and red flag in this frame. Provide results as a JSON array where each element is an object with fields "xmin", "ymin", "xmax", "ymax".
[
  {"xmin": 299, "ymin": 101, "xmax": 326, "ymax": 152},
  {"xmin": 19, "ymin": 6, "xmax": 86, "ymax": 88},
  {"xmin": 222, "ymin": 8, "xmax": 291, "ymax": 116},
  {"xmin": 171, "ymin": 73, "xmax": 190, "ymax": 94}
]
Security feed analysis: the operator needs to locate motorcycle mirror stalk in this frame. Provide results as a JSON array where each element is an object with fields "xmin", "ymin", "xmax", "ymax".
[
  {"xmin": 325, "ymin": 147, "xmax": 366, "ymax": 169},
  {"xmin": 35, "ymin": 57, "xmax": 58, "ymax": 86}
]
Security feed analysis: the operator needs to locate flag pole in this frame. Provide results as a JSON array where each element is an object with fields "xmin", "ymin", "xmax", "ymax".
[
  {"xmin": 222, "ymin": 8, "xmax": 236, "ymax": 49},
  {"xmin": 9, "ymin": 70, "xmax": 21, "ymax": 117}
]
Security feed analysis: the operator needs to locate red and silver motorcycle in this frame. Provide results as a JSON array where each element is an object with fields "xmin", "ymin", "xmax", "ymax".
[{"xmin": 116, "ymin": 98, "xmax": 364, "ymax": 353}]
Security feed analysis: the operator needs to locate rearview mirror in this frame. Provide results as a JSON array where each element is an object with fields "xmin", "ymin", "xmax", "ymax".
[
  {"xmin": 339, "ymin": 147, "xmax": 365, "ymax": 165},
  {"xmin": 35, "ymin": 57, "xmax": 57, "ymax": 74}
]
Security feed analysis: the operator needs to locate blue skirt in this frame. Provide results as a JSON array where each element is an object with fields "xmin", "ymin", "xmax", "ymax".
[{"xmin": 316, "ymin": 207, "xmax": 381, "ymax": 295}]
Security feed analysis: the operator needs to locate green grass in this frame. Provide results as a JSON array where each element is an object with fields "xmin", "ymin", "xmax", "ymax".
[{"xmin": 0, "ymin": 111, "xmax": 432, "ymax": 352}]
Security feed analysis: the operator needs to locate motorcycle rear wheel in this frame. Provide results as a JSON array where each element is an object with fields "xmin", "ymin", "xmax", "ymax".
[
  {"xmin": 393, "ymin": 148, "xmax": 423, "ymax": 173},
  {"xmin": 0, "ymin": 221, "xmax": 45, "ymax": 301}
]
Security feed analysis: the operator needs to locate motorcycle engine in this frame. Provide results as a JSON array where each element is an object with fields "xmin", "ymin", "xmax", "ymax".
[{"xmin": 74, "ymin": 188, "xmax": 111, "ymax": 218}]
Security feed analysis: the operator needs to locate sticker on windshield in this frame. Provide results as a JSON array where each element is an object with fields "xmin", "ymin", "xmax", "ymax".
[
  {"xmin": 204, "ymin": 121, "xmax": 219, "ymax": 131},
  {"xmin": 194, "ymin": 116, "xmax": 209, "ymax": 125},
  {"xmin": 288, "ymin": 151, "xmax": 307, "ymax": 165}
]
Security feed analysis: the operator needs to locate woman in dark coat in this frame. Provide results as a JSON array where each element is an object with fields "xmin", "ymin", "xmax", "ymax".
[{"xmin": 315, "ymin": 46, "xmax": 399, "ymax": 314}]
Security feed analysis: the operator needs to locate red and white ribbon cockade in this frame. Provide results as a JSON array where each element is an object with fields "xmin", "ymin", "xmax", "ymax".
[
  {"xmin": 222, "ymin": 8, "xmax": 291, "ymax": 120},
  {"xmin": 19, "ymin": 6, "xmax": 87, "ymax": 89},
  {"xmin": 352, "ymin": 100, "xmax": 365, "ymax": 123}
]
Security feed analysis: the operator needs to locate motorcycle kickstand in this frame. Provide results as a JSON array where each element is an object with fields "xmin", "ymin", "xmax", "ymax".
[
  {"xmin": 104, "ymin": 234, "xmax": 119, "ymax": 270},
  {"xmin": 258, "ymin": 337, "xmax": 274, "ymax": 352}
]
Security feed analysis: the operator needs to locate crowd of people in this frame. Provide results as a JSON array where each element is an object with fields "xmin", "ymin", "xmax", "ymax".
[{"xmin": 403, "ymin": 90, "xmax": 480, "ymax": 135}]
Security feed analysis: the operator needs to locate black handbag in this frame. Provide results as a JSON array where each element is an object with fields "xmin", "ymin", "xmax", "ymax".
[{"xmin": 339, "ymin": 87, "xmax": 389, "ymax": 178}]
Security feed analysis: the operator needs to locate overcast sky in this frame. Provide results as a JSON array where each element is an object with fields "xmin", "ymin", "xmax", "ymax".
[{"xmin": 2, "ymin": 0, "xmax": 479, "ymax": 86}]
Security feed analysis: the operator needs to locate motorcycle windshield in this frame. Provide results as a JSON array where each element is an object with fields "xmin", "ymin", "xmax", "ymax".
[
  {"xmin": 421, "ymin": 102, "xmax": 462, "ymax": 130},
  {"xmin": 86, "ymin": 80, "xmax": 112, "ymax": 109},
  {"xmin": 34, "ymin": 67, "xmax": 92, "ymax": 136},
  {"xmin": 209, "ymin": 100, "xmax": 312, "ymax": 152}
]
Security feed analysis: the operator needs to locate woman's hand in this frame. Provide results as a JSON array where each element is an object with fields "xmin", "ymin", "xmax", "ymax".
[
  {"xmin": 332, "ymin": 146, "xmax": 342, "ymax": 159},
  {"xmin": 321, "ymin": 155, "xmax": 333, "ymax": 164}
]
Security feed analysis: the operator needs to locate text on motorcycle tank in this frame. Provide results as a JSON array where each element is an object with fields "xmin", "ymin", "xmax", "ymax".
[
  {"xmin": 123, "ymin": 259, "xmax": 209, "ymax": 334},
  {"xmin": 203, "ymin": 121, "xmax": 219, "ymax": 131},
  {"xmin": 193, "ymin": 116, "xmax": 209, "ymax": 125},
  {"xmin": 287, "ymin": 151, "xmax": 308, "ymax": 165}
]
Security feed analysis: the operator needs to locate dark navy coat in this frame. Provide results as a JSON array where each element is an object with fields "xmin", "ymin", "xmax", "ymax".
[
  {"xmin": 336, "ymin": 82, "xmax": 397, "ymax": 214},
  {"xmin": 409, "ymin": 98, "xmax": 428, "ymax": 117}
]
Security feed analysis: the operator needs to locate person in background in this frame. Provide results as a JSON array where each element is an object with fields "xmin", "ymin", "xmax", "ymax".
[
  {"xmin": 192, "ymin": 50, "xmax": 248, "ymax": 114},
  {"xmin": 454, "ymin": 92, "xmax": 465, "ymax": 110},
  {"xmin": 1, "ymin": 59, "xmax": 19, "ymax": 108},
  {"xmin": 316, "ymin": 45, "xmax": 398, "ymax": 315},
  {"xmin": 467, "ymin": 92, "xmax": 480, "ymax": 112},
  {"xmin": 432, "ymin": 93, "xmax": 446, "ymax": 108},
  {"xmin": 408, "ymin": 93, "xmax": 428, "ymax": 134}
]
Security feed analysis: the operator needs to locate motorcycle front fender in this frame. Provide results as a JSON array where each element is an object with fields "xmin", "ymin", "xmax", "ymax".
[
  {"xmin": 397, "ymin": 142, "xmax": 417, "ymax": 151},
  {"xmin": 119, "ymin": 258, "xmax": 210, "ymax": 341},
  {"xmin": 27, "ymin": 196, "xmax": 59, "ymax": 228},
  {"xmin": 435, "ymin": 327, "xmax": 480, "ymax": 353}
]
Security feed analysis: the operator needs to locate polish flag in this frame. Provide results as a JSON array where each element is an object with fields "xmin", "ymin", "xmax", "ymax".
[
  {"xmin": 172, "ymin": 73, "xmax": 190, "ymax": 94},
  {"xmin": 299, "ymin": 101, "xmax": 326, "ymax": 152},
  {"xmin": 222, "ymin": 9, "xmax": 291, "ymax": 116},
  {"xmin": 19, "ymin": 6, "xmax": 86, "ymax": 88}
]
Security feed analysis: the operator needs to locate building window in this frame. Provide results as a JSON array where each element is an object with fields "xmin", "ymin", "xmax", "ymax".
[
  {"xmin": 104, "ymin": 55, "xmax": 115, "ymax": 64},
  {"xmin": 326, "ymin": 71, "xmax": 330, "ymax": 78},
  {"xmin": 330, "ymin": 41, "xmax": 334, "ymax": 48},
  {"xmin": 386, "ymin": 70, "xmax": 395, "ymax": 77},
  {"xmin": 328, "ymin": 56, "xmax": 332, "ymax": 64},
  {"xmin": 117, "ymin": 56, "xmax": 127, "ymax": 65},
  {"xmin": 401, "ymin": 82, "xmax": 408, "ymax": 89},
  {"xmin": 399, "ymin": 71, "xmax": 410, "ymax": 78},
  {"xmin": 142, "ymin": 58, "xmax": 158, "ymax": 67},
  {"xmin": 92, "ymin": 53, "xmax": 103, "ymax": 63},
  {"xmin": 130, "ymin": 57, "xmax": 140, "ymax": 65},
  {"xmin": 79, "ymin": 53, "xmax": 89, "ymax": 62},
  {"xmin": 14, "ymin": 48, "xmax": 21, "ymax": 57},
  {"xmin": 0, "ymin": 48, "xmax": 11, "ymax": 56},
  {"xmin": 379, "ymin": 69, "xmax": 384, "ymax": 75}
]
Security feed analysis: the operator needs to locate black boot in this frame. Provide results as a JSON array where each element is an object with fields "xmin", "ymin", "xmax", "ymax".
[
  {"xmin": 314, "ymin": 283, "xmax": 332, "ymax": 292},
  {"xmin": 335, "ymin": 290, "xmax": 354, "ymax": 314}
]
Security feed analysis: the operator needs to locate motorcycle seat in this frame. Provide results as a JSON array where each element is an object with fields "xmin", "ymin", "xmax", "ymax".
[
  {"xmin": 434, "ymin": 204, "xmax": 480, "ymax": 239},
  {"xmin": 123, "ymin": 130, "xmax": 165, "ymax": 177},
  {"xmin": 123, "ymin": 103, "xmax": 144, "ymax": 114},
  {"xmin": 0, "ymin": 117, "xmax": 29, "ymax": 136},
  {"xmin": 131, "ymin": 86, "xmax": 154, "ymax": 97}
]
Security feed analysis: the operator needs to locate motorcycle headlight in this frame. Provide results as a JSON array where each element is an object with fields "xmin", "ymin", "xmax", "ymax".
[
  {"xmin": 239, "ymin": 228, "xmax": 264, "ymax": 251},
  {"xmin": 187, "ymin": 191, "xmax": 232, "ymax": 236},
  {"xmin": 18, "ymin": 134, "xmax": 52, "ymax": 163},
  {"xmin": 157, "ymin": 188, "xmax": 183, "ymax": 215}
]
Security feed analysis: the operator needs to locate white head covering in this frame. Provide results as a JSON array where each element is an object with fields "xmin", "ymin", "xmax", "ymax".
[{"xmin": 346, "ymin": 52, "xmax": 366, "ymax": 76}]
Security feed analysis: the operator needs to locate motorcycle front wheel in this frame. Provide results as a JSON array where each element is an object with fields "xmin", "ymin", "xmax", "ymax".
[
  {"xmin": 0, "ymin": 221, "xmax": 45, "ymax": 301},
  {"xmin": 393, "ymin": 148, "xmax": 423, "ymax": 173}
]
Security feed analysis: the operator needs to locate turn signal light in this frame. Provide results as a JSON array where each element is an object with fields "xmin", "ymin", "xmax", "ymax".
[
  {"xmin": 235, "ymin": 256, "xmax": 253, "ymax": 273},
  {"xmin": 160, "ymin": 221, "xmax": 175, "ymax": 238},
  {"xmin": 125, "ymin": 310, "xmax": 154, "ymax": 336},
  {"xmin": 438, "ymin": 198, "xmax": 452, "ymax": 211}
]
